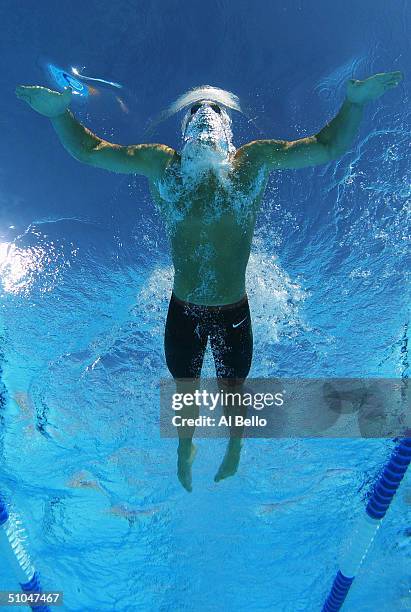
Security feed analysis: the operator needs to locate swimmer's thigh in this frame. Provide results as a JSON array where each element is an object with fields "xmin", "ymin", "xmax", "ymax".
[
  {"xmin": 164, "ymin": 294, "xmax": 208, "ymax": 379},
  {"xmin": 210, "ymin": 298, "xmax": 253, "ymax": 383}
]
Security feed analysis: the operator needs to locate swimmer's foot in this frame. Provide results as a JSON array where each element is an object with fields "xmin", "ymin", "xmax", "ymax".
[
  {"xmin": 214, "ymin": 438, "xmax": 243, "ymax": 483},
  {"xmin": 177, "ymin": 441, "xmax": 197, "ymax": 493}
]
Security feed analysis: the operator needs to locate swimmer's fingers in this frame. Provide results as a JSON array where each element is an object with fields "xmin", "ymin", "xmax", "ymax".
[
  {"xmin": 16, "ymin": 84, "xmax": 68, "ymax": 99},
  {"xmin": 16, "ymin": 85, "xmax": 47, "ymax": 108},
  {"xmin": 347, "ymin": 71, "xmax": 403, "ymax": 104},
  {"xmin": 379, "ymin": 71, "xmax": 403, "ymax": 89},
  {"xmin": 16, "ymin": 85, "xmax": 51, "ymax": 98},
  {"xmin": 15, "ymin": 85, "xmax": 72, "ymax": 117},
  {"xmin": 384, "ymin": 70, "xmax": 403, "ymax": 82},
  {"xmin": 386, "ymin": 72, "xmax": 403, "ymax": 88},
  {"xmin": 375, "ymin": 70, "xmax": 403, "ymax": 79},
  {"xmin": 15, "ymin": 85, "xmax": 35, "ymax": 103}
]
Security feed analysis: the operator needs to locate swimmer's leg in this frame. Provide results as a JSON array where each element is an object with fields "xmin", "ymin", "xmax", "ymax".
[
  {"xmin": 174, "ymin": 378, "xmax": 200, "ymax": 493},
  {"xmin": 213, "ymin": 378, "xmax": 247, "ymax": 483},
  {"xmin": 164, "ymin": 293, "xmax": 208, "ymax": 492},
  {"xmin": 209, "ymin": 297, "xmax": 253, "ymax": 482}
]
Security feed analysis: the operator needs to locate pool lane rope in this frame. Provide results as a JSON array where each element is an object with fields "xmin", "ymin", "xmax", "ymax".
[
  {"xmin": 0, "ymin": 497, "xmax": 51, "ymax": 612},
  {"xmin": 322, "ymin": 435, "xmax": 411, "ymax": 611}
]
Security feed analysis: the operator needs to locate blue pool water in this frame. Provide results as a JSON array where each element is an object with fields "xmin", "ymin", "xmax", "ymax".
[{"xmin": 0, "ymin": 1, "xmax": 410, "ymax": 610}]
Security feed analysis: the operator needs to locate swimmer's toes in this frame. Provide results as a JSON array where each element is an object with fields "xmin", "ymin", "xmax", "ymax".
[
  {"xmin": 214, "ymin": 461, "xmax": 238, "ymax": 483},
  {"xmin": 214, "ymin": 468, "xmax": 233, "ymax": 483},
  {"xmin": 181, "ymin": 480, "xmax": 193, "ymax": 493},
  {"xmin": 178, "ymin": 467, "xmax": 193, "ymax": 492},
  {"xmin": 177, "ymin": 446, "xmax": 195, "ymax": 493}
]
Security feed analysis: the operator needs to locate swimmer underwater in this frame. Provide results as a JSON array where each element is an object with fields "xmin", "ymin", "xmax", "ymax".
[{"xmin": 16, "ymin": 72, "xmax": 403, "ymax": 491}]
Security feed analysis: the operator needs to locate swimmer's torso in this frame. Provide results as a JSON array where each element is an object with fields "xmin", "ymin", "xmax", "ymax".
[{"xmin": 150, "ymin": 153, "xmax": 268, "ymax": 306}]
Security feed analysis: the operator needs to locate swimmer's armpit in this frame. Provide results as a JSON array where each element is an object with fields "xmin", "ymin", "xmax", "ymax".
[{"xmin": 51, "ymin": 108, "xmax": 177, "ymax": 179}]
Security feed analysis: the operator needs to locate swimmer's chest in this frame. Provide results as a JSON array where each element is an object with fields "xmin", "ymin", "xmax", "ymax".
[{"xmin": 150, "ymin": 165, "xmax": 264, "ymax": 228}]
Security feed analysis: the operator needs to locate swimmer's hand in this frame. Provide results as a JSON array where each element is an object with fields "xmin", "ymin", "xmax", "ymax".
[
  {"xmin": 347, "ymin": 71, "xmax": 403, "ymax": 106},
  {"xmin": 15, "ymin": 85, "xmax": 72, "ymax": 118}
]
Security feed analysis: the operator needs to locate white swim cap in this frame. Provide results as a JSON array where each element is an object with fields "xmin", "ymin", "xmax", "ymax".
[{"xmin": 145, "ymin": 85, "xmax": 243, "ymax": 137}]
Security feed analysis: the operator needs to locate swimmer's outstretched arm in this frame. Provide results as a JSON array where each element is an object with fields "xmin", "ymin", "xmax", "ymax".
[
  {"xmin": 15, "ymin": 85, "xmax": 176, "ymax": 180},
  {"xmin": 236, "ymin": 72, "xmax": 403, "ymax": 171}
]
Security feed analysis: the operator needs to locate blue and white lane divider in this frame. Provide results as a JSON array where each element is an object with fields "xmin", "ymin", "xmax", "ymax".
[
  {"xmin": 0, "ymin": 497, "xmax": 51, "ymax": 612},
  {"xmin": 322, "ymin": 436, "xmax": 411, "ymax": 611}
]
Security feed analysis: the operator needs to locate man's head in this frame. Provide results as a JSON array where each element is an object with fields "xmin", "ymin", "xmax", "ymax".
[
  {"xmin": 182, "ymin": 99, "xmax": 233, "ymax": 138},
  {"xmin": 145, "ymin": 85, "xmax": 242, "ymax": 168},
  {"xmin": 180, "ymin": 99, "xmax": 235, "ymax": 172}
]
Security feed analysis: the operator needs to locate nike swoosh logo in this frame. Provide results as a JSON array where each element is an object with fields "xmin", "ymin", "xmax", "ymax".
[{"xmin": 232, "ymin": 316, "xmax": 247, "ymax": 329}]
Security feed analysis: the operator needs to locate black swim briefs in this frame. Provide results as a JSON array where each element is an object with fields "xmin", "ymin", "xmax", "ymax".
[{"xmin": 164, "ymin": 292, "xmax": 253, "ymax": 381}]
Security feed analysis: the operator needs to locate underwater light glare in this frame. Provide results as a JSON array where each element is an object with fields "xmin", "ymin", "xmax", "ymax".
[{"xmin": 47, "ymin": 63, "xmax": 89, "ymax": 97}]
